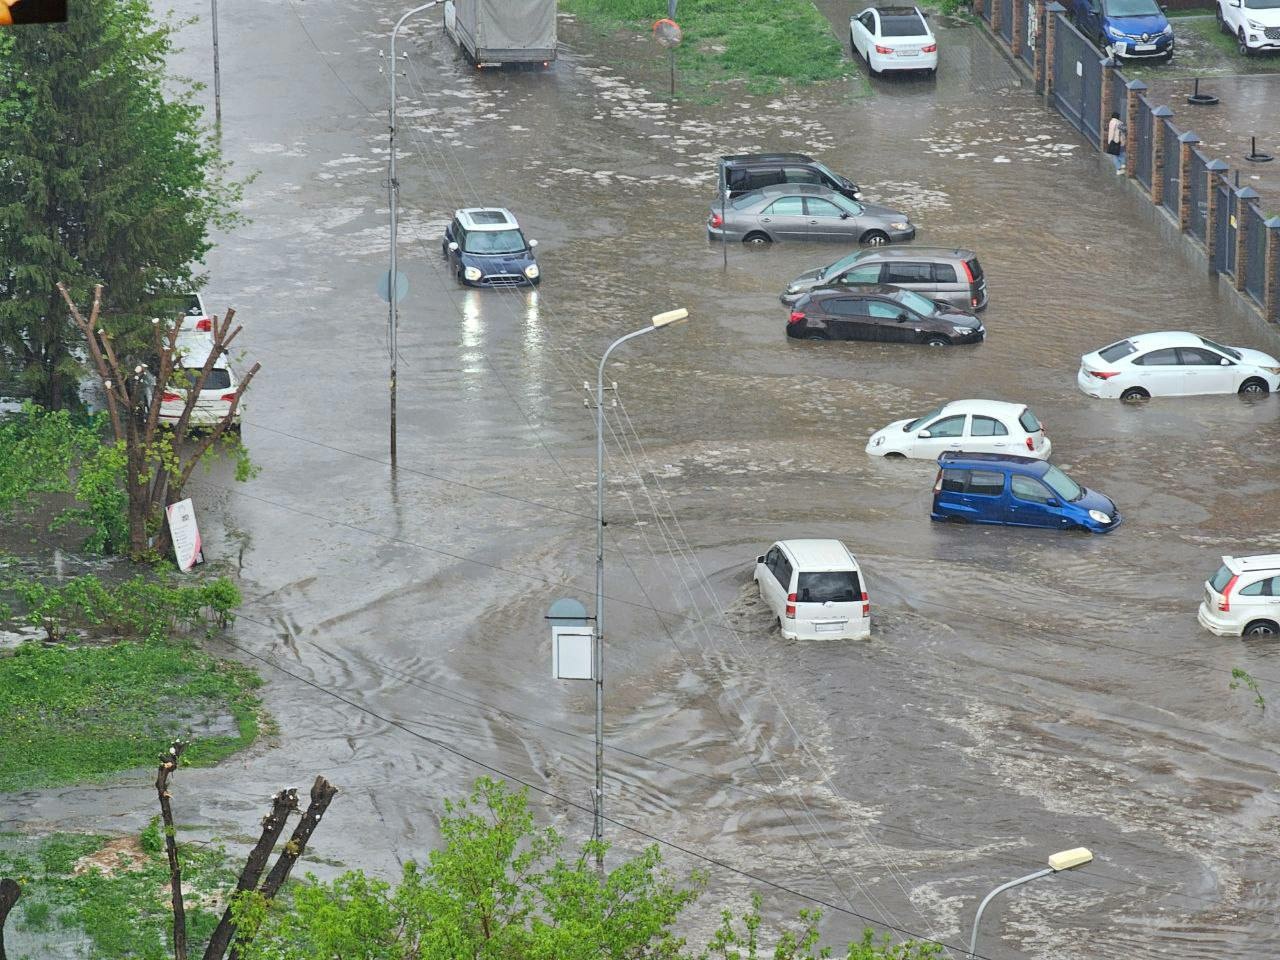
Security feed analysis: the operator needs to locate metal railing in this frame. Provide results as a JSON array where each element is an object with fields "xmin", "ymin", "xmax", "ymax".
[
  {"xmin": 1134, "ymin": 96, "xmax": 1153, "ymax": 190},
  {"xmin": 1244, "ymin": 202, "xmax": 1267, "ymax": 305},
  {"xmin": 1000, "ymin": 0, "xmax": 1014, "ymax": 41},
  {"xmin": 1160, "ymin": 117, "xmax": 1179, "ymax": 216},
  {"xmin": 1187, "ymin": 148, "xmax": 1208, "ymax": 243},
  {"xmin": 1216, "ymin": 181, "xmax": 1236, "ymax": 276}
]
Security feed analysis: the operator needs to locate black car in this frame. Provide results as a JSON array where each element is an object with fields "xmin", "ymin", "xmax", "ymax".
[
  {"xmin": 786, "ymin": 285, "xmax": 984, "ymax": 346},
  {"xmin": 718, "ymin": 153, "xmax": 862, "ymax": 203}
]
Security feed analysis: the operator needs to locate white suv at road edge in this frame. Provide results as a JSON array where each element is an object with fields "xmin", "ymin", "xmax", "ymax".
[
  {"xmin": 754, "ymin": 540, "xmax": 870, "ymax": 640},
  {"xmin": 1198, "ymin": 555, "xmax": 1280, "ymax": 637},
  {"xmin": 1218, "ymin": 0, "xmax": 1280, "ymax": 56}
]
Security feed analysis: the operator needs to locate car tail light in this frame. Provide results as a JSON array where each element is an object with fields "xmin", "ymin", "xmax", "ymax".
[
  {"xmin": 195, "ymin": 318, "xmax": 212, "ymax": 332},
  {"xmin": 1025, "ymin": 436, "xmax": 1035, "ymax": 451},
  {"xmin": 788, "ymin": 310, "xmax": 806, "ymax": 325},
  {"xmin": 162, "ymin": 392, "xmax": 182, "ymax": 402},
  {"xmin": 220, "ymin": 393, "xmax": 237, "ymax": 402},
  {"xmin": 971, "ymin": 296, "xmax": 979, "ymax": 307},
  {"xmin": 710, "ymin": 213, "xmax": 723, "ymax": 228},
  {"xmin": 875, "ymin": 44, "xmax": 894, "ymax": 53},
  {"xmin": 1089, "ymin": 370, "xmax": 1119, "ymax": 380},
  {"xmin": 933, "ymin": 470, "xmax": 943, "ymax": 493},
  {"xmin": 922, "ymin": 43, "xmax": 937, "ymax": 52},
  {"xmin": 861, "ymin": 591, "xmax": 870, "ymax": 618},
  {"xmin": 1219, "ymin": 575, "xmax": 1238, "ymax": 612},
  {"xmin": 785, "ymin": 593, "xmax": 797, "ymax": 619}
]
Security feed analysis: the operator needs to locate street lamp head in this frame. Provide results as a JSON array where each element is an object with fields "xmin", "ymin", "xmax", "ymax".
[
  {"xmin": 650, "ymin": 307, "xmax": 689, "ymax": 328},
  {"xmin": 1048, "ymin": 847, "xmax": 1093, "ymax": 872}
]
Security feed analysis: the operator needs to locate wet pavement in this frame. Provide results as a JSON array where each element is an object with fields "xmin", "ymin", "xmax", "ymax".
[{"xmin": 7, "ymin": 2, "xmax": 1280, "ymax": 958}]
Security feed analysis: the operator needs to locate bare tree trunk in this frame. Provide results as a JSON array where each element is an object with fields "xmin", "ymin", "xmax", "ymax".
[
  {"xmin": 201, "ymin": 790, "xmax": 299, "ymax": 960},
  {"xmin": 155, "ymin": 740, "xmax": 190, "ymax": 960},
  {"xmin": 0, "ymin": 878, "xmax": 20, "ymax": 960}
]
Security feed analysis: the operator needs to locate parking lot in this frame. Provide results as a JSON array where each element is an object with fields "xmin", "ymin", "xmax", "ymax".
[{"xmin": 8, "ymin": 3, "xmax": 1280, "ymax": 958}]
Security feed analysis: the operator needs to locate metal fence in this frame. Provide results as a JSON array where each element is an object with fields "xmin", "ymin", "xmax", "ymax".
[
  {"xmin": 1051, "ymin": 15, "xmax": 1102, "ymax": 147},
  {"xmin": 980, "ymin": 0, "xmax": 991, "ymax": 25},
  {"xmin": 1245, "ymin": 202, "xmax": 1266, "ymax": 305},
  {"xmin": 1000, "ymin": 0, "xmax": 1014, "ymax": 42},
  {"xmin": 1187, "ymin": 148, "xmax": 1208, "ymax": 243},
  {"xmin": 1216, "ymin": 181, "xmax": 1236, "ymax": 276},
  {"xmin": 1160, "ymin": 118, "xmax": 1179, "ymax": 216},
  {"xmin": 1018, "ymin": 1, "xmax": 1035, "ymax": 68},
  {"xmin": 1109, "ymin": 66, "xmax": 1126, "ymax": 123},
  {"xmin": 1134, "ymin": 97, "xmax": 1153, "ymax": 190}
]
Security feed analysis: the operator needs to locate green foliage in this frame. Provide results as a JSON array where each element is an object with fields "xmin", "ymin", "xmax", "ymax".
[
  {"xmin": 559, "ymin": 0, "xmax": 849, "ymax": 90},
  {"xmin": 0, "ymin": 638, "xmax": 261, "ymax": 792},
  {"xmin": 0, "ymin": 0, "xmax": 245, "ymax": 408},
  {"xmin": 1231, "ymin": 667, "xmax": 1265, "ymax": 711},
  {"xmin": 0, "ymin": 571, "xmax": 242, "ymax": 642},
  {"xmin": 139, "ymin": 817, "xmax": 164, "ymax": 856}
]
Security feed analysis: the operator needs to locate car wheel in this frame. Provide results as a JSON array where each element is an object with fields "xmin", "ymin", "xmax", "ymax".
[
  {"xmin": 861, "ymin": 229, "xmax": 890, "ymax": 245},
  {"xmin": 884, "ymin": 451, "xmax": 907, "ymax": 459},
  {"xmin": 1240, "ymin": 28, "xmax": 1254, "ymax": 55},
  {"xmin": 1216, "ymin": 3, "xmax": 1226, "ymax": 31},
  {"xmin": 805, "ymin": 332, "xmax": 828, "ymax": 341},
  {"xmin": 924, "ymin": 335, "xmax": 950, "ymax": 347},
  {"xmin": 1244, "ymin": 619, "xmax": 1280, "ymax": 637},
  {"xmin": 743, "ymin": 231, "xmax": 772, "ymax": 245},
  {"xmin": 1239, "ymin": 377, "xmax": 1270, "ymax": 396},
  {"xmin": 1120, "ymin": 386, "xmax": 1150, "ymax": 402}
]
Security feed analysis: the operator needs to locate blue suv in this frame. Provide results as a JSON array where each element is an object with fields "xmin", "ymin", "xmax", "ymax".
[
  {"xmin": 1071, "ymin": 0, "xmax": 1174, "ymax": 61},
  {"xmin": 442, "ymin": 208, "xmax": 541, "ymax": 288},
  {"xmin": 931, "ymin": 453, "xmax": 1121, "ymax": 534}
]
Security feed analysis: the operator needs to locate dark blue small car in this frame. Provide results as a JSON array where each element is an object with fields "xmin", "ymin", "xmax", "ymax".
[
  {"xmin": 1070, "ymin": 0, "xmax": 1174, "ymax": 61},
  {"xmin": 442, "ymin": 207, "xmax": 540, "ymax": 288},
  {"xmin": 931, "ymin": 453, "xmax": 1121, "ymax": 534}
]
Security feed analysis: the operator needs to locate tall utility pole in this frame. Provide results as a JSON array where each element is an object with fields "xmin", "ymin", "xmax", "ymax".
[
  {"xmin": 211, "ymin": 0, "xmax": 222, "ymax": 129},
  {"xmin": 387, "ymin": 1, "xmax": 441, "ymax": 468},
  {"xmin": 592, "ymin": 307, "xmax": 690, "ymax": 871}
]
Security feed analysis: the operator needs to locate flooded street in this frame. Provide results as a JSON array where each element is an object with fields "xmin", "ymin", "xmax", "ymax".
[{"xmin": 7, "ymin": 2, "xmax": 1280, "ymax": 957}]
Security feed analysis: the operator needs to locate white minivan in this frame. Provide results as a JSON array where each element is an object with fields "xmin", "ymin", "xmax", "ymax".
[
  {"xmin": 1198, "ymin": 554, "xmax": 1280, "ymax": 637},
  {"xmin": 754, "ymin": 539, "xmax": 870, "ymax": 640}
]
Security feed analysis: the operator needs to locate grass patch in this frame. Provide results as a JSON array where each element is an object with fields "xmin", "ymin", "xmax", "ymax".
[
  {"xmin": 0, "ymin": 640, "xmax": 261, "ymax": 792},
  {"xmin": 0, "ymin": 830, "xmax": 239, "ymax": 960},
  {"xmin": 560, "ymin": 0, "xmax": 851, "ymax": 93}
]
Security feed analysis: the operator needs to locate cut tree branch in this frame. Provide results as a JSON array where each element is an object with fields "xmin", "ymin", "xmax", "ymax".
[
  {"xmin": 155, "ymin": 739, "xmax": 190, "ymax": 960},
  {"xmin": 0, "ymin": 878, "xmax": 20, "ymax": 960}
]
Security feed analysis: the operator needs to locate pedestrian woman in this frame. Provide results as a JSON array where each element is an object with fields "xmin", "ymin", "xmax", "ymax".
[{"xmin": 1105, "ymin": 111, "xmax": 1125, "ymax": 174}]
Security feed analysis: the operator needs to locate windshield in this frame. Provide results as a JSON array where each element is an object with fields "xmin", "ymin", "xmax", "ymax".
[
  {"xmin": 811, "ymin": 160, "xmax": 849, "ymax": 186},
  {"xmin": 1245, "ymin": 0, "xmax": 1280, "ymax": 8},
  {"xmin": 905, "ymin": 405, "xmax": 946, "ymax": 431},
  {"xmin": 796, "ymin": 571, "xmax": 860, "ymax": 603},
  {"xmin": 890, "ymin": 288, "xmax": 938, "ymax": 315},
  {"xmin": 1104, "ymin": 0, "xmax": 1162, "ymax": 16},
  {"xmin": 831, "ymin": 193, "xmax": 862, "ymax": 214},
  {"xmin": 1043, "ymin": 465, "xmax": 1083, "ymax": 502},
  {"xmin": 463, "ymin": 229, "xmax": 527, "ymax": 255},
  {"xmin": 821, "ymin": 251, "xmax": 868, "ymax": 280},
  {"xmin": 1199, "ymin": 336, "xmax": 1242, "ymax": 360}
]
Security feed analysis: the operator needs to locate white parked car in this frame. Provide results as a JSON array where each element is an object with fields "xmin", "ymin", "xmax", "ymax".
[
  {"xmin": 1217, "ymin": 0, "xmax": 1280, "ymax": 56},
  {"xmin": 157, "ymin": 324, "xmax": 242, "ymax": 429},
  {"xmin": 754, "ymin": 540, "xmax": 870, "ymax": 640},
  {"xmin": 866, "ymin": 399, "xmax": 1050, "ymax": 460},
  {"xmin": 1198, "ymin": 555, "xmax": 1280, "ymax": 637},
  {"xmin": 850, "ymin": 5, "xmax": 938, "ymax": 76},
  {"xmin": 1077, "ymin": 331, "xmax": 1280, "ymax": 401}
]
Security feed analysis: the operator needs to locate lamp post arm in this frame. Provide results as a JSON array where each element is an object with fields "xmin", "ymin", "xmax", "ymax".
[{"xmin": 968, "ymin": 867, "xmax": 1054, "ymax": 960}]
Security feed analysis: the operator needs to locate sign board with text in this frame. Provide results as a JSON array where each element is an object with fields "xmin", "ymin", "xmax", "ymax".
[{"xmin": 166, "ymin": 498, "xmax": 204, "ymax": 573}]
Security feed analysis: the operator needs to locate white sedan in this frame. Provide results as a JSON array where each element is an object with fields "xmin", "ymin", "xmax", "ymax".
[
  {"xmin": 1077, "ymin": 331, "xmax": 1280, "ymax": 401},
  {"xmin": 866, "ymin": 399, "xmax": 1051, "ymax": 460},
  {"xmin": 850, "ymin": 5, "xmax": 938, "ymax": 76}
]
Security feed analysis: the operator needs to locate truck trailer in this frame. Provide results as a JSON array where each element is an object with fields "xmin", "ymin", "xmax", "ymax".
[{"xmin": 443, "ymin": 0, "xmax": 557, "ymax": 67}]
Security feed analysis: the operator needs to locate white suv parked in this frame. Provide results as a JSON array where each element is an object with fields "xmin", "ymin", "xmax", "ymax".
[
  {"xmin": 754, "ymin": 540, "xmax": 870, "ymax": 640},
  {"xmin": 1217, "ymin": 0, "xmax": 1280, "ymax": 56},
  {"xmin": 1198, "ymin": 555, "xmax": 1280, "ymax": 637}
]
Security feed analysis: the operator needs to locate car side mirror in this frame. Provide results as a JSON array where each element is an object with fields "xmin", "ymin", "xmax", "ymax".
[
  {"xmin": 1046, "ymin": 498, "xmax": 1061, "ymax": 508},
  {"xmin": 529, "ymin": 238, "xmax": 539, "ymax": 248},
  {"xmin": 756, "ymin": 555, "xmax": 765, "ymax": 564},
  {"xmin": 1220, "ymin": 358, "xmax": 1231, "ymax": 365},
  {"xmin": 448, "ymin": 241, "xmax": 459, "ymax": 252},
  {"xmin": 897, "ymin": 313, "xmax": 909, "ymax": 322},
  {"xmin": 840, "ymin": 211, "xmax": 851, "ymax": 219},
  {"xmin": 918, "ymin": 429, "xmax": 932, "ymax": 438}
]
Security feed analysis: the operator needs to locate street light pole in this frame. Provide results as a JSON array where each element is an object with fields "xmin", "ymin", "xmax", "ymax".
[
  {"xmin": 211, "ymin": 0, "xmax": 222, "ymax": 130},
  {"xmin": 593, "ymin": 307, "xmax": 689, "ymax": 871},
  {"xmin": 968, "ymin": 847, "xmax": 1094, "ymax": 960},
  {"xmin": 387, "ymin": 1, "xmax": 441, "ymax": 468}
]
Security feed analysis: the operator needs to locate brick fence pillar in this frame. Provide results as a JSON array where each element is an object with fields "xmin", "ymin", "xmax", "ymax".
[
  {"xmin": 975, "ymin": 0, "xmax": 986, "ymax": 19},
  {"xmin": 1098, "ymin": 57, "xmax": 1115, "ymax": 154},
  {"xmin": 1176, "ymin": 132, "xmax": 1200, "ymax": 232},
  {"xmin": 1032, "ymin": 0, "xmax": 1047, "ymax": 90},
  {"xmin": 1011, "ymin": 0, "xmax": 1025, "ymax": 55},
  {"xmin": 1235, "ymin": 187, "xmax": 1259, "ymax": 292},
  {"xmin": 1205, "ymin": 159, "xmax": 1228, "ymax": 273},
  {"xmin": 1045, "ymin": 3, "xmax": 1065, "ymax": 99},
  {"xmin": 992, "ymin": 0, "xmax": 1006, "ymax": 38},
  {"xmin": 1150, "ymin": 105, "xmax": 1173, "ymax": 206},
  {"xmin": 1265, "ymin": 217, "xmax": 1280, "ymax": 322},
  {"xmin": 1124, "ymin": 79, "xmax": 1146, "ymax": 178}
]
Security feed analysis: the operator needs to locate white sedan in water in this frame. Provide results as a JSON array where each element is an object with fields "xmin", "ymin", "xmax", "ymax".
[
  {"xmin": 866, "ymin": 399, "xmax": 1051, "ymax": 459},
  {"xmin": 1077, "ymin": 331, "xmax": 1280, "ymax": 401},
  {"xmin": 850, "ymin": 5, "xmax": 938, "ymax": 75}
]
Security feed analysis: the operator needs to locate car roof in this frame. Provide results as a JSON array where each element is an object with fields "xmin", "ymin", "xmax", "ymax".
[
  {"xmin": 853, "ymin": 246, "xmax": 976, "ymax": 262},
  {"xmin": 1224, "ymin": 555, "xmax": 1280, "ymax": 575},
  {"xmin": 776, "ymin": 539, "xmax": 857, "ymax": 570},
  {"xmin": 721, "ymin": 152, "xmax": 814, "ymax": 165},
  {"xmin": 456, "ymin": 207, "xmax": 520, "ymax": 231},
  {"xmin": 1118, "ymin": 331, "xmax": 1207, "ymax": 350},
  {"xmin": 938, "ymin": 451, "xmax": 1048, "ymax": 472},
  {"xmin": 808, "ymin": 284, "xmax": 904, "ymax": 300},
  {"xmin": 872, "ymin": 5, "xmax": 923, "ymax": 14},
  {"xmin": 934, "ymin": 399, "xmax": 1029, "ymax": 418}
]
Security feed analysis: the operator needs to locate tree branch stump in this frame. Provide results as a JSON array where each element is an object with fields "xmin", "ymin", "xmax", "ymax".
[
  {"xmin": 0, "ymin": 878, "xmax": 20, "ymax": 960},
  {"xmin": 155, "ymin": 739, "xmax": 190, "ymax": 960}
]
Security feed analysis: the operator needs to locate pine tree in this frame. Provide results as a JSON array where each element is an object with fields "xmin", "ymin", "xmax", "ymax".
[{"xmin": 0, "ymin": 0, "xmax": 241, "ymax": 408}]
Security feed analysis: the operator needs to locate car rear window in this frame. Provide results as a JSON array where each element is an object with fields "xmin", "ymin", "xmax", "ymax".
[
  {"xmin": 880, "ymin": 14, "xmax": 927, "ymax": 34},
  {"xmin": 1099, "ymin": 340, "xmax": 1137, "ymax": 362},
  {"xmin": 1210, "ymin": 564, "xmax": 1234, "ymax": 592},
  {"xmin": 964, "ymin": 258, "xmax": 984, "ymax": 282},
  {"xmin": 1018, "ymin": 408, "xmax": 1041, "ymax": 432},
  {"xmin": 797, "ymin": 571, "xmax": 860, "ymax": 603},
  {"xmin": 184, "ymin": 368, "xmax": 231, "ymax": 391}
]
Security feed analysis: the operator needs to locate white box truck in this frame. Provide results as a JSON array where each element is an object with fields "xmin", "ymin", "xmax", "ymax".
[{"xmin": 444, "ymin": 0, "xmax": 557, "ymax": 67}]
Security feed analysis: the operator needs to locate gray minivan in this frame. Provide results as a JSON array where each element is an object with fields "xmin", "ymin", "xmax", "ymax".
[{"xmin": 781, "ymin": 247, "xmax": 987, "ymax": 310}]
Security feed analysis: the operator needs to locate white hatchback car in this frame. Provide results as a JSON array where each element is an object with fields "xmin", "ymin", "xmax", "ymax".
[
  {"xmin": 158, "ymin": 324, "xmax": 242, "ymax": 429},
  {"xmin": 850, "ymin": 5, "xmax": 938, "ymax": 76},
  {"xmin": 1198, "ymin": 555, "xmax": 1280, "ymax": 637},
  {"xmin": 1077, "ymin": 331, "xmax": 1280, "ymax": 401},
  {"xmin": 866, "ymin": 399, "xmax": 1050, "ymax": 460},
  {"xmin": 754, "ymin": 540, "xmax": 870, "ymax": 640}
]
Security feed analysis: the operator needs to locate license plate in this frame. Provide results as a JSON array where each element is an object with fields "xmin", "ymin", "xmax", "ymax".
[
  {"xmin": 899, "ymin": 50, "xmax": 918, "ymax": 56},
  {"xmin": 815, "ymin": 621, "xmax": 846, "ymax": 633},
  {"xmin": 1135, "ymin": 43, "xmax": 1156, "ymax": 50}
]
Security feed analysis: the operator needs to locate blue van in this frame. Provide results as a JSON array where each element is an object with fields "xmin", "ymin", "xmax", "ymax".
[
  {"xmin": 930, "ymin": 453, "xmax": 1121, "ymax": 533},
  {"xmin": 1070, "ymin": 0, "xmax": 1174, "ymax": 61}
]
